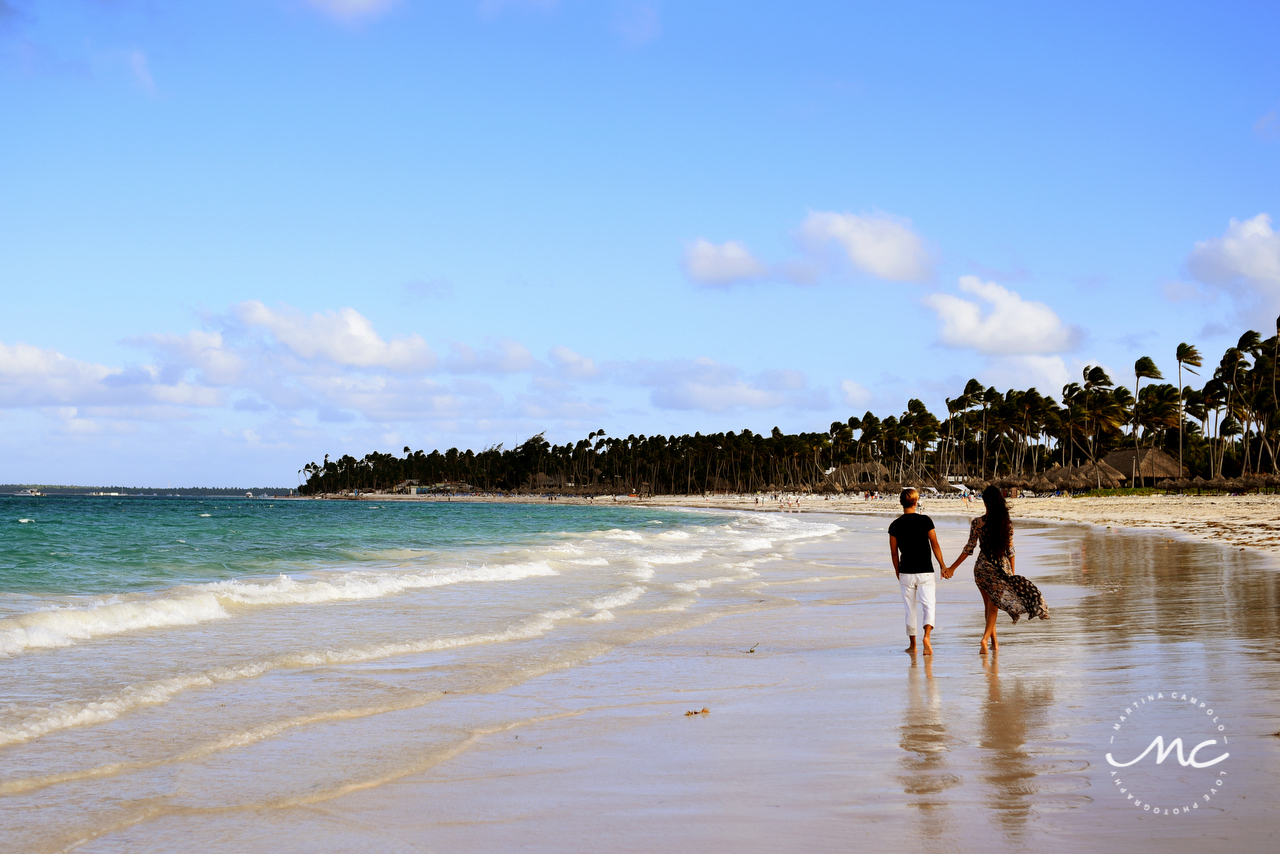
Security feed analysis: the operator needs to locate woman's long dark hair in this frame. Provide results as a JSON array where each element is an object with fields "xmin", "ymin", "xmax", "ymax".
[{"xmin": 979, "ymin": 485, "xmax": 1013, "ymax": 557}]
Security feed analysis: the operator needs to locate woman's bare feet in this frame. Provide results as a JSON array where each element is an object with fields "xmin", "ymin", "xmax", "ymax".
[
  {"xmin": 922, "ymin": 638, "xmax": 933, "ymax": 655},
  {"xmin": 979, "ymin": 640, "xmax": 989, "ymax": 654}
]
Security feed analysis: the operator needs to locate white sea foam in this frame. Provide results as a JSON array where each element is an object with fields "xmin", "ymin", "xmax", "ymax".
[
  {"xmin": 198, "ymin": 513, "xmax": 211, "ymax": 517},
  {"xmin": 0, "ymin": 594, "xmax": 230, "ymax": 656},
  {"xmin": 584, "ymin": 585, "xmax": 645, "ymax": 612},
  {"xmin": 18, "ymin": 519, "xmax": 34, "ymax": 524},
  {"xmin": 603, "ymin": 529, "xmax": 643, "ymax": 542},
  {"xmin": 0, "ymin": 609, "xmax": 579, "ymax": 748},
  {"xmin": 645, "ymin": 550, "xmax": 704, "ymax": 565},
  {"xmin": 672, "ymin": 576, "xmax": 740, "ymax": 592},
  {"xmin": 208, "ymin": 561, "xmax": 557, "ymax": 606},
  {"xmin": 0, "ymin": 562, "xmax": 558, "ymax": 656},
  {"xmin": 567, "ymin": 557, "xmax": 608, "ymax": 566}
]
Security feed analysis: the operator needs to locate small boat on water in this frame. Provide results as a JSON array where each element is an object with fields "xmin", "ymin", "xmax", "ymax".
[{"xmin": 16, "ymin": 488, "xmax": 43, "ymax": 496}]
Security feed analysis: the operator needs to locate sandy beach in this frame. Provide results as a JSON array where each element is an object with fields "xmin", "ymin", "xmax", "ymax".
[
  {"xmin": 60, "ymin": 504, "xmax": 1280, "ymax": 853},
  {"xmin": 368, "ymin": 490, "xmax": 1280, "ymax": 555}
]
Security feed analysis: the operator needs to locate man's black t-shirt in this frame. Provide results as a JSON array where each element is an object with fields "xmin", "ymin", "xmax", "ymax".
[{"xmin": 888, "ymin": 513, "xmax": 936, "ymax": 574}]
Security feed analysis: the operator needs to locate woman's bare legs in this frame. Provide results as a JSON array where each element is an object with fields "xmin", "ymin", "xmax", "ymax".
[{"xmin": 979, "ymin": 590, "xmax": 999, "ymax": 654}]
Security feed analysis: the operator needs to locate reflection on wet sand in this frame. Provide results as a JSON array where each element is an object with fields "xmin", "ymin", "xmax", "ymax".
[
  {"xmin": 1032, "ymin": 524, "xmax": 1280, "ymax": 650},
  {"xmin": 898, "ymin": 654, "xmax": 959, "ymax": 837},
  {"xmin": 978, "ymin": 655, "xmax": 1054, "ymax": 841}
]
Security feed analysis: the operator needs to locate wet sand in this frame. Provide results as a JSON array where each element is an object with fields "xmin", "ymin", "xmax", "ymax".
[
  {"xmin": 366, "ymin": 491, "xmax": 1280, "ymax": 555},
  {"xmin": 79, "ymin": 514, "xmax": 1280, "ymax": 853}
]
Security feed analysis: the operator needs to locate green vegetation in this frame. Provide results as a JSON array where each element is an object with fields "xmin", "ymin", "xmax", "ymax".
[{"xmin": 299, "ymin": 324, "xmax": 1280, "ymax": 496}]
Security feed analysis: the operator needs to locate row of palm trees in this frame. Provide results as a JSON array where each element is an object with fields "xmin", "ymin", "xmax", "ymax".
[{"xmin": 298, "ymin": 321, "xmax": 1280, "ymax": 495}]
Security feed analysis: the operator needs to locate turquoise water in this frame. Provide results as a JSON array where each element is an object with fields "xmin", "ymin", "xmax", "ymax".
[
  {"xmin": 1, "ymin": 496, "xmax": 713, "ymax": 595},
  {"xmin": 0, "ymin": 495, "xmax": 855, "ymax": 852}
]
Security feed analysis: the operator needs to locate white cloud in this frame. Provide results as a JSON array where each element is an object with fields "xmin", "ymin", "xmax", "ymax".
[
  {"xmin": 444, "ymin": 339, "xmax": 536, "ymax": 374},
  {"xmin": 619, "ymin": 357, "xmax": 827, "ymax": 413},
  {"xmin": 139, "ymin": 330, "xmax": 244, "ymax": 385},
  {"xmin": 682, "ymin": 239, "xmax": 769, "ymax": 285},
  {"xmin": 615, "ymin": 3, "xmax": 661, "ymax": 45},
  {"xmin": 924, "ymin": 276, "xmax": 1079, "ymax": 354},
  {"xmin": 798, "ymin": 211, "xmax": 933, "ymax": 282},
  {"xmin": 307, "ymin": 0, "xmax": 400, "ymax": 22},
  {"xmin": 0, "ymin": 341, "xmax": 113, "ymax": 406},
  {"xmin": 685, "ymin": 210, "xmax": 933, "ymax": 288},
  {"xmin": 0, "ymin": 341, "xmax": 223, "ymax": 410},
  {"xmin": 1256, "ymin": 110, "xmax": 1280, "ymax": 143},
  {"xmin": 840, "ymin": 380, "xmax": 872, "ymax": 408},
  {"xmin": 127, "ymin": 49, "xmax": 155, "ymax": 94},
  {"xmin": 235, "ymin": 302, "xmax": 436, "ymax": 371},
  {"xmin": 479, "ymin": 0, "xmax": 561, "ymax": 17},
  {"xmin": 1186, "ymin": 213, "xmax": 1280, "ymax": 300},
  {"xmin": 549, "ymin": 345, "xmax": 599, "ymax": 378}
]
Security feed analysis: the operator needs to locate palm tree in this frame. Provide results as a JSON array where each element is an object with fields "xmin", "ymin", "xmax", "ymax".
[
  {"xmin": 1131, "ymin": 356, "xmax": 1163, "ymax": 482},
  {"xmin": 1175, "ymin": 343, "xmax": 1202, "ymax": 475}
]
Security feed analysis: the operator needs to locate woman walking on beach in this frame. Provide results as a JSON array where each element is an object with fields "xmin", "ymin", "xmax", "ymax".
[{"xmin": 946, "ymin": 485, "xmax": 1048, "ymax": 653}]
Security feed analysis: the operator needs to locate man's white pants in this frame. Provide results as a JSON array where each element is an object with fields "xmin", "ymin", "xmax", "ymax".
[{"xmin": 899, "ymin": 572, "xmax": 936, "ymax": 636}]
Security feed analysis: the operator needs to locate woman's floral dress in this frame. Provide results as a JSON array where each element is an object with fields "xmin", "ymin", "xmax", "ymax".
[{"xmin": 961, "ymin": 516, "xmax": 1049, "ymax": 622}]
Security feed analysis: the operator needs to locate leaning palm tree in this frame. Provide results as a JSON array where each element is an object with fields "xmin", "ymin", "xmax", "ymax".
[
  {"xmin": 1176, "ymin": 342, "xmax": 1202, "ymax": 475},
  {"xmin": 1131, "ymin": 356, "xmax": 1164, "ymax": 482}
]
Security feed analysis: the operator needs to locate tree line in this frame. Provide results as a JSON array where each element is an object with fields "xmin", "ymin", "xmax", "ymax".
[{"xmin": 298, "ymin": 322, "xmax": 1280, "ymax": 496}]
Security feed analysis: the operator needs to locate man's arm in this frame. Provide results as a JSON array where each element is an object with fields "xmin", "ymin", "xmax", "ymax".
[
  {"xmin": 927, "ymin": 529, "xmax": 947, "ymax": 578},
  {"xmin": 889, "ymin": 535, "xmax": 900, "ymax": 579}
]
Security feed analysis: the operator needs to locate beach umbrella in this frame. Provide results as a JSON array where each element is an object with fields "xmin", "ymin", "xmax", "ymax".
[
  {"xmin": 1049, "ymin": 468, "xmax": 1075, "ymax": 486},
  {"xmin": 1031, "ymin": 476, "xmax": 1055, "ymax": 493},
  {"xmin": 1078, "ymin": 463, "xmax": 1122, "ymax": 488}
]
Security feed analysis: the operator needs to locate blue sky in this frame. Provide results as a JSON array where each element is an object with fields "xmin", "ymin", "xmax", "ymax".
[{"xmin": 2, "ymin": 0, "xmax": 1278, "ymax": 486}]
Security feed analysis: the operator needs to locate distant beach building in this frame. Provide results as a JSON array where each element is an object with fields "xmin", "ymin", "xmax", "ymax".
[
  {"xmin": 1102, "ymin": 448, "xmax": 1186, "ymax": 487},
  {"xmin": 827, "ymin": 462, "xmax": 890, "ymax": 488},
  {"xmin": 429, "ymin": 481, "xmax": 472, "ymax": 493}
]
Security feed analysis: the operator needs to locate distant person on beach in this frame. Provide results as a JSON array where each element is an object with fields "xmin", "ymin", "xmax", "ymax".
[
  {"xmin": 889, "ymin": 488, "xmax": 948, "ymax": 656},
  {"xmin": 946, "ymin": 485, "xmax": 1049, "ymax": 654}
]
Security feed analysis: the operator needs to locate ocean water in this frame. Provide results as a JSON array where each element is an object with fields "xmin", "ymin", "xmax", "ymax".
[{"xmin": 0, "ymin": 496, "xmax": 856, "ymax": 851}]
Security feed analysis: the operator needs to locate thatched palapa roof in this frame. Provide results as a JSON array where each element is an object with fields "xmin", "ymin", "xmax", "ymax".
[
  {"xmin": 1102, "ymin": 448, "xmax": 1187, "ymax": 481},
  {"xmin": 828, "ymin": 462, "xmax": 890, "ymax": 487}
]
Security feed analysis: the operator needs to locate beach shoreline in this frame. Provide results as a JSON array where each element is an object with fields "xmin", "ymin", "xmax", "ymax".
[
  {"xmin": 77, "ymin": 510, "xmax": 1280, "ymax": 853},
  {"xmin": 343, "ymin": 490, "xmax": 1280, "ymax": 557}
]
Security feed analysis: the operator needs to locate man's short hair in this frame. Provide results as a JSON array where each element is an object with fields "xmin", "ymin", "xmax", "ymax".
[{"xmin": 900, "ymin": 488, "xmax": 919, "ymax": 508}]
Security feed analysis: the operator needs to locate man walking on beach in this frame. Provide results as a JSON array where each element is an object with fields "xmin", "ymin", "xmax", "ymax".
[{"xmin": 888, "ymin": 488, "xmax": 948, "ymax": 655}]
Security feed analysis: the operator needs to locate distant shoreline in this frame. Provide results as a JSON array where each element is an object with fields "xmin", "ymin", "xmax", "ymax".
[{"xmin": 310, "ymin": 489, "xmax": 1280, "ymax": 557}]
